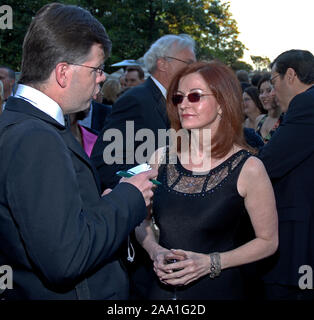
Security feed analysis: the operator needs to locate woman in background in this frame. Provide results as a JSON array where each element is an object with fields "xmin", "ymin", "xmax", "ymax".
[
  {"xmin": 243, "ymin": 86, "xmax": 266, "ymax": 129},
  {"xmin": 256, "ymin": 73, "xmax": 283, "ymax": 143},
  {"xmin": 102, "ymin": 79, "xmax": 122, "ymax": 105}
]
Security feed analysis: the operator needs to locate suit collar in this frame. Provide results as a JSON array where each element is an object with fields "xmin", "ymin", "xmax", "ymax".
[
  {"xmin": 5, "ymin": 96, "xmax": 66, "ymax": 130},
  {"xmin": 5, "ymin": 97, "xmax": 102, "ymax": 192},
  {"xmin": 14, "ymin": 84, "xmax": 65, "ymax": 126}
]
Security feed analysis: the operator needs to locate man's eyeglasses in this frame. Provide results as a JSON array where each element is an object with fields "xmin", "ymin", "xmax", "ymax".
[
  {"xmin": 164, "ymin": 56, "xmax": 192, "ymax": 65},
  {"xmin": 270, "ymin": 74, "xmax": 280, "ymax": 86},
  {"xmin": 68, "ymin": 63, "xmax": 105, "ymax": 75},
  {"xmin": 172, "ymin": 92, "xmax": 214, "ymax": 106}
]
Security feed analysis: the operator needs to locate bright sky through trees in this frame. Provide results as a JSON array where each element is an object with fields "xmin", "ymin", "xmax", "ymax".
[{"xmin": 226, "ymin": 0, "xmax": 314, "ymax": 64}]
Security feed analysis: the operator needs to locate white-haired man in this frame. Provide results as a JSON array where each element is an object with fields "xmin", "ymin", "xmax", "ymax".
[{"xmin": 91, "ymin": 34, "xmax": 196, "ymax": 189}]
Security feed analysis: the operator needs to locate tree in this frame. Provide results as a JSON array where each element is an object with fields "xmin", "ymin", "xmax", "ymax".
[
  {"xmin": 90, "ymin": 0, "xmax": 248, "ymax": 70},
  {"xmin": 0, "ymin": 0, "xmax": 251, "ymax": 72},
  {"xmin": 0, "ymin": 0, "xmax": 88, "ymax": 70},
  {"xmin": 0, "ymin": 0, "xmax": 48, "ymax": 70},
  {"xmin": 250, "ymin": 55, "xmax": 271, "ymax": 71},
  {"xmin": 231, "ymin": 60, "xmax": 253, "ymax": 72}
]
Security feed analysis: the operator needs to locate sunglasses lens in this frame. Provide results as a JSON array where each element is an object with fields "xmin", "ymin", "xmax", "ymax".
[
  {"xmin": 172, "ymin": 94, "xmax": 184, "ymax": 106},
  {"xmin": 188, "ymin": 92, "xmax": 201, "ymax": 103}
]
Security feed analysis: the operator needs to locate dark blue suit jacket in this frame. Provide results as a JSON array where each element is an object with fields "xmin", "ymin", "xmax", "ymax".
[
  {"xmin": 259, "ymin": 85, "xmax": 314, "ymax": 286},
  {"xmin": 91, "ymin": 77, "xmax": 169, "ymax": 190},
  {"xmin": 91, "ymin": 101, "xmax": 112, "ymax": 133},
  {"xmin": 0, "ymin": 97, "xmax": 146, "ymax": 299}
]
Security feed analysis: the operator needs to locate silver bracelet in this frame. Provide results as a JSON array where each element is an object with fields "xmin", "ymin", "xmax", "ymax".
[{"xmin": 209, "ymin": 252, "xmax": 221, "ymax": 278}]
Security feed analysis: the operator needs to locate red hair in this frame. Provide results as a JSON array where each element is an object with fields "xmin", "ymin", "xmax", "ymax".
[{"xmin": 167, "ymin": 61, "xmax": 251, "ymax": 158}]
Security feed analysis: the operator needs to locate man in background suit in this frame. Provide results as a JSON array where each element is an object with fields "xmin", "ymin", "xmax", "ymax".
[
  {"xmin": 0, "ymin": 3, "xmax": 156, "ymax": 300},
  {"xmin": 91, "ymin": 34, "xmax": 196, "ymax": 190},
  {"xmin": 259, "ymin": 49, "xmax": 314, "ymax": 300},
  {"xmin": 79, "ymin": 99, "xmax": 112, "ymax": 134}
]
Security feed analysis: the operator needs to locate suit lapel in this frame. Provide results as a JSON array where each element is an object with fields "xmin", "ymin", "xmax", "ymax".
[
  {"xmin": 61, "ymin": 119, "xmax": 102, "ymax": 193},
  {"xmin": 146, "ymin": 77, "xmax": 170, "ymax": 129}
]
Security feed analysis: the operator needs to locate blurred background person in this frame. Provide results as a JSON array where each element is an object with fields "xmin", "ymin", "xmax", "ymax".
[
  {"xmin": 236, "ymin": 69, "xmax": 250, "ymax": 92},
  {"xmin": 102, "ymin": 78, "xmax": 122, "ymax": 105},
  {"xmin": 256, "ymin": 73, "xmax": 283, "ymax": 143},
  {"xmin": 250, "ymin": 71, "xmax": 264, "ymax": 87},
  {"xmin": 125, "ymin": 65, "xmax": 145, "ymax": 88},
  {"xmin": 119, "ymin": 74, "xmax": 127, "ymax": 90},
  {"xmin": 243, "ymin": 86, "xmax": 266, "ymax": 129},
  {"xmin": 0, "ymin": 65, "xmax": 16, "ymax": 107}
]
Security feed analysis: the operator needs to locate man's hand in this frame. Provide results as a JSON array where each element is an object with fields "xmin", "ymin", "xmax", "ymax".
[
  {"xmin": 101, "ymin": 188, "xmax": 112, "ymax": 196},
  {"xmin": 120, "ymin": 169, "xmax": 158, "ymax": 206}
]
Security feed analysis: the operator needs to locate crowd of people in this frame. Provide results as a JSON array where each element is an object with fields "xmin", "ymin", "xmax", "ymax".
[{"xmin": 0, "ymin": 3, "xmax": 313, "ymax": 301}]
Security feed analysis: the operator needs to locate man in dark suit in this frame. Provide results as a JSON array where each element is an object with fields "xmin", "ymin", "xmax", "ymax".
[
  {"xmin": 0, "ymin": 3, "xmax": 156, "ymax": 300},
  {"xmin": 79, "ymin": 100, "xmax": 112, "ymax": 134},
  {"xmin": 91, "ymin": 34, "xmax": 196, "ymax": 190},
  {"xmin": 91, "ymin": 100, "xmax": 112, "ymax": 132},
  {"xmin": 258, "ymin": 49, "xmax": 314, "ymax": 300}
]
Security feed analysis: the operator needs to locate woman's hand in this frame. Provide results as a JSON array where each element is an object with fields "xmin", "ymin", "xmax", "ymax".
[
  {"xmin": 157, "ymin": 249, "xmax": 211, "ymax": 286},
  {"xmin": 152, "ymin": 248, "xmax": 184, "ymax": 283}
]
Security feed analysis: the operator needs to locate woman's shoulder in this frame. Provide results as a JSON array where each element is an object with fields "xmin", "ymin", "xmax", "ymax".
[
  {"xmin": 237, "ymin": 155, "xmax": 269, "ymax": 196},
  {"xmin": 239, "ymin": 155, "xmax": 267, "ymax": 181}
]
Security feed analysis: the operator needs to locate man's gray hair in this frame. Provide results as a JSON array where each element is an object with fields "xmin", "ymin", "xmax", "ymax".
[{"xmin": 144, "ymin": 34, "xmax": 195, "ymax": 74}]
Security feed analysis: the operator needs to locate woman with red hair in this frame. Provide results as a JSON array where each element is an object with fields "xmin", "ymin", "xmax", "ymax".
[{"xmin": 135, "ymin": 61, "xmax": 278, "ymax": 300}]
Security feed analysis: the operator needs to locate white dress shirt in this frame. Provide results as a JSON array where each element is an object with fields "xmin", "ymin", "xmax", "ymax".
[{"xmin": 14, "ymin": 84, "xmax": 65, "ymax": 126}]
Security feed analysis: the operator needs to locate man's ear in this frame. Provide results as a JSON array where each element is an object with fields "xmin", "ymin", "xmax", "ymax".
[
  {"xmin": 55, "ymin": 62, "xmax": 71, "ymax": 88},
  {"xmin": 286, "ymin": 67, "xmax": 297, "ymax": 83},
  {"xmin": 157, "ymin": 57, "xmax": 167, "ymax": 72}
]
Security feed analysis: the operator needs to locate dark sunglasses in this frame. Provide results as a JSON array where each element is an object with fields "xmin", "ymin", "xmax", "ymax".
[{"xmin": 172, "ymin": 92, "xmax": 214, "ymax": 106}]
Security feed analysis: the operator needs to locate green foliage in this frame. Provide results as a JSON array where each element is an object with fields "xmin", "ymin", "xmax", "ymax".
[
  {"xmin": 0, "ymin": 0, "xmax": 88, "ymax": 70},
  {"xmin": 231, "ymin": 60, "xmax": 253, "ymax": 72},
  {"xmin": 0, "ymin": 0, "xmax": 252, "ymax": 72},
  {"xmin": 94, "ymin": 0, "xmax": 248, "ymax": 70},
  {"xmin": 250, "ymin": 55, "xmax": 271, "ymax": 71}
]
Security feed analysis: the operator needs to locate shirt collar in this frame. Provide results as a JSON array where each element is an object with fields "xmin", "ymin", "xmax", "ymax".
[
  {"xmin": 150, "ymin": 76, "xmax": 167, "ymax": 99},
  {"xmin": 14, "ymin": 84, "xmax": 65, "ymax": 126}
]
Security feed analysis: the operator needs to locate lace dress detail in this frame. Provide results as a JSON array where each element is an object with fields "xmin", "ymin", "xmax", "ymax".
[
  {"xmin": 165, "ymin": 150, "xmax": 249, "ymax": 195},
  {"xmin": 148, "ymin": 148, "xmax": 252, "ymax": 300}
]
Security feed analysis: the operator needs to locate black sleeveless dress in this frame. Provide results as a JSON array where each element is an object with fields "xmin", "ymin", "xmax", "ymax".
[{"xmin": 148, "ymin": 149, "xmax": 251, "ymax": 300}]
